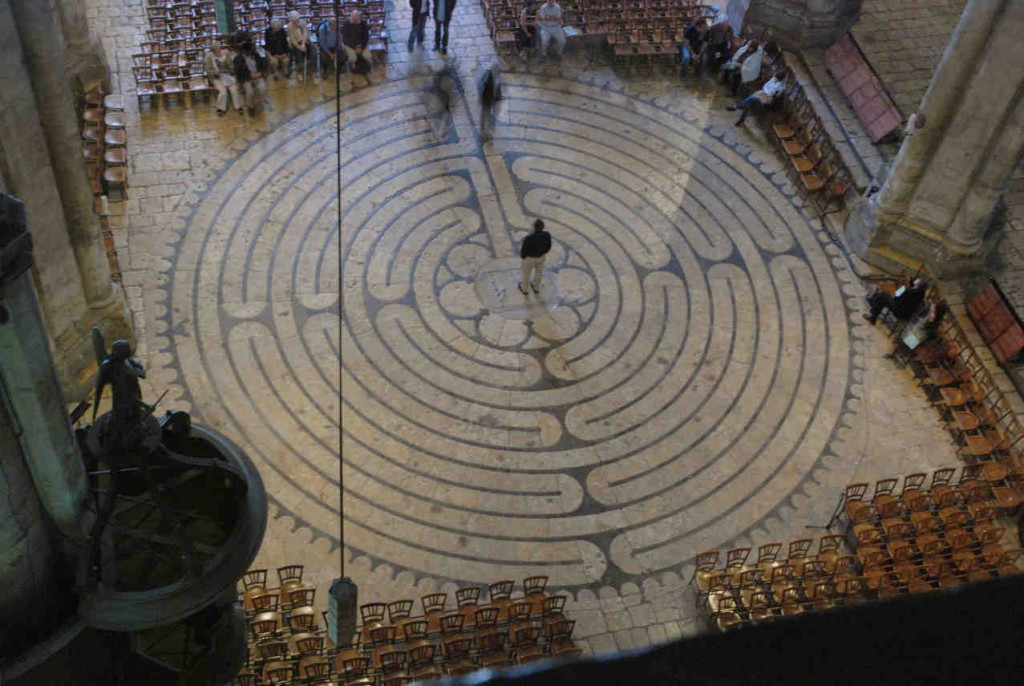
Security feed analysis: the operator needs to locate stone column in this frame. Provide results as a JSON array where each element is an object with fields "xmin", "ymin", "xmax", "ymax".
[
  {"xmin": 55, "ymin": 0, "xmax": 108, "ymax": 91},
  {"xmin": 0, "ymin": 193, "xmax": 87, "ymax": 540},
  {"xmin": 845, "ymin": 0, "xmax": 1024, "ymax": 276},
  {"xmin": 876, "ymin": 0, "xmax": 1007, "ymax": 215},
  {"xmin": 946, "ymin": 88, "xmax": 1024, "ymax": 250},
  {"xmin": 8, "ymin": 0, "xmax": 115, "ymax": 310},
  {"xmin": 744, "ymin": 0, "xmax": 863, "ymax": 50}
]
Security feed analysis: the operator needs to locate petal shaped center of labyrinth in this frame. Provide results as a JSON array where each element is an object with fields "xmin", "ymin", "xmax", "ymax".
[{"xmin": 164, "ymin": 75, "xmax": 854, "ymax": 589}]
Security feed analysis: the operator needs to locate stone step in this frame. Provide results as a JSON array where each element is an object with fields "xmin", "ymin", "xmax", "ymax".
[{"xmin": 787, "ymin": 48, "xmax": 897, "ymax": 194}]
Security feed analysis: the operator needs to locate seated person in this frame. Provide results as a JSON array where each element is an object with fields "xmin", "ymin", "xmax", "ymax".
[
  {"xmin": 342, "ymin": 10, "xmax": 371, "ymax": 73},
  {"xmin": 887, "ymin": 300, "xmax": 948, "ymax": 365},
  {"xmin": 680, "ymin": 18, "xmax": 709, "ymax": 78},
  {"xmin": 517, "ymin": 0, "xmax": 538, "ymax": 60},
  {"xmin": 864, "ymin": 277, "xmax": 928, "ymax": 325},
  {"xmin": 318, "ymin": 16, "xmax": 341, "ymax": 75},
  {"xmin": 537, "ymin": 0, "xmax": 566, "ymax": 58},
  {"xmin": 721, "ymin": 38, "xmax": 761, "ymax": 96},
  {"xmin": 232, "ymin": 39, "xmax": 268, "ymax": 116},
  {"xmin": 726, "ymin": 67, "xmax": 786, "ymax": 125},
  {"xmin": 707, "ymin": 20, "xmax": 732, "ymax": 72}
]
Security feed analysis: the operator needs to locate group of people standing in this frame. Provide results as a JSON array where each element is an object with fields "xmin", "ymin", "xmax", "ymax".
[{"xmin": 408, "ymin": 0, "xmax": 457, "ymax": 55}]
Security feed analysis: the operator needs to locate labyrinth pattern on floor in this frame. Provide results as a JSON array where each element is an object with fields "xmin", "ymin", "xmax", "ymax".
[{"xmin": 161, "ymin": 70, "xmax": 854, "ymax": 590}]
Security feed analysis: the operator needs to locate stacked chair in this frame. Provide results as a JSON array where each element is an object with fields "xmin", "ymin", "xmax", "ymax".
[
  {"xmin": 136, "ymin": 0, "xmax": 224, "ymax": 109},
  {"xmin": 840, "ymin": 467, "xmax": 1023, "ymax": 599},
  {"xmin": 80, "ymin": 86, "xmax": 129, "ymax": 201},
  {"xmin": 481, "ymin": 0, "xmax": 716, "ymax": 68},
  {"xmin": 232, "ymin": 572, "xmax": 581, "ymax": 685},
  {"xmin": 690, "ymin": 536, "xmax": 867, "ymax": 632},
  {"xmin": 232, "ymin": 1, "xmax": 388, "ymax": 61},
  {"xmin": 894, "ymin": 290, "xmax": 1024, "ymax": 510},
  {"xmin": 768, "ymin": 71, "xmax": 853, "ymax": 220}
]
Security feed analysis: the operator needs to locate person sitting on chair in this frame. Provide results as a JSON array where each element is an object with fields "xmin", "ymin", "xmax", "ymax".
[
  {"xmin": 864, "ymin": 277, "xmax": 928, "ymax": 325},
  {"xmin": 887, "ymin": 300, "xmax": 948, "ymax": 365},
  {"xmin": 342, "ymin": 10, "xmax": 371, "ymax": 73}
]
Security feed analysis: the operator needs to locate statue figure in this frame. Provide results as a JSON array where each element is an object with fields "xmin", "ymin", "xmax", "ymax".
[{"xmin": 91, "ymin": 328, "xmax": 155, "ymax": 453}]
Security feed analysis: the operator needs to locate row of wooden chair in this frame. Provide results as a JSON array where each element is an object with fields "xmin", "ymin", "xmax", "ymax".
[
  {"xmin": 80, "ymin": 87, "xmax": 128, "ymax": 201},
  {"xmin": 768, "ymin": 77, "xmax": 852, "ymax": 218},
  {"xmin": 908, "ymin": 310, "xmax": 1024, "ymax": 507}
]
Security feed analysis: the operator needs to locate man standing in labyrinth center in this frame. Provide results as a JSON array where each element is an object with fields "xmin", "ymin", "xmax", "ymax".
[{"xmin": 519, "ymin": 219, "xmax": 552, "ymax": 295}]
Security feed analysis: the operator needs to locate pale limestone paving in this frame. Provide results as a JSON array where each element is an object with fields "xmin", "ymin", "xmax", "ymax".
[
  {"xmin": 851, "ymin": 0, "xmax": 968, "ymax": 117},
  {"xmin": 82, "ymin": 0, "xmax": 967, "ymax": 659}
]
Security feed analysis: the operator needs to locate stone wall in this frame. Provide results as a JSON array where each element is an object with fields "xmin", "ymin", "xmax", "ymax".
[
  {"xmin": 744, "ymin": 0, "xmax": 863, "ymax": 49},
  {"xmin": 0, "ymin": 0, "xmax": 132, "ymax": 400}
]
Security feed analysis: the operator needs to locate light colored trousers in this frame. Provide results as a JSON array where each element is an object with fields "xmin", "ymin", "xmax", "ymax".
[
  {"xmin": 212, "ymin": 77, "xmax": 240, "ymax": 112},
  {"xmin": 267, "ymin": 53, "xmax": 289, "ymax": 78},
  {"xmin": 521, "ymin": 256, "xmax": 546, "ymax": 289},
  {"xmin": 539, "ymin": 26, "xmax": 566, "ymax": 56},
  {"xmin": 240, "ymin": 78, "xmax": 268, "ymax": 109}
]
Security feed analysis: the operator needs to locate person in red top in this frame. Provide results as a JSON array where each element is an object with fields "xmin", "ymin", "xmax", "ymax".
[{"xmin": 519, "ymin": 219, "xmax": 552, "ymax": 295}]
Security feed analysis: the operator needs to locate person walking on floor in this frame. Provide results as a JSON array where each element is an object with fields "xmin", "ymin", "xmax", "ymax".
[
  {"xmin": 519, "ymin": 219, "xmax": 552, "ymax": 295},
  {"xmin": 479, "ymin": 63, "xmax": 502, "ymax": 142},
  {"xmin": 205, "ymin": 42, "xmax": 240, "ymax": 115},
  {"xmin": 433, "ymin": 0, "xmax": 457, "ymax": 55},
  {"xmin": 409, "ymin": 0, "xmax": 430, "ymax": 51},
  {"xmin": 286, "ymin": 10, "xmax": 310, "ymax": 82}
]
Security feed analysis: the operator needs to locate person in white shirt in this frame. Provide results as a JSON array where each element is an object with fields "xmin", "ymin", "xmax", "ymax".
[
  {"xmin": 286, "ymin": 10, "xmax": 309, "ymax": 82},
  {"xmin": 721, "ymin": 39, "xmax": 762, "ymax": 96},
  {"xmin": 204, "ymin": 43, "xmax": 240, "ymax": 116},
  {"xmin": 537, "ymin": 0, "xmax": 565, "ymax": 58},
  {"xmin": 727, "ymin": 68, "xmax": 786, "ymax": 125}
]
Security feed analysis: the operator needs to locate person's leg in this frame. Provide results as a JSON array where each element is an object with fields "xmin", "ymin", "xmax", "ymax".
[
  {"xmin": 530, "ymin": 256, "xmax": 545, "ymax": 291},
  {"xmin": 553, "ymin": 28, "xmax": 566, "ymax": 56},
  {"xmin": 519, "ymin": 258, "xmax": 531, "ymax": 293},
  {"xmin": 480, "ymin": 101, "xmax": 492, "ymax": 140},
  {"xmin": 441, "ymin": 18, "xmax": 451, "ymax": 51},
  {"xmin": 434, "ymin": 20, "xmax": 442, "ymax": 50},
  {"xmin": 417, "ymin": 14, "xmax": 427, "ymax": 44},
  {"xmin": 228, "ymin": 82, "xmax": 242, "ymax": 112},
  {"xmin": 867, "ymin": 292, "xmax": 895, "ymax": 322},
  {"xmin": 213, "ymin": 78, "xmax": 227, "ymax": 113},
  {"xmin": 732, "ymin": 95, "xmax": 759, "ymax": 124},
  {"xmin": 343, "ymin": 46, "xmax": 358, "ymax": 71},
  {"xmin": 540, "ymin": 27, "xmax": 551, "ymax": 57},
  {"xmin": 256, "ymin": 78, "xmax": 268, "ymax": 109},
  {"xmin": 408, "ymin": 14, "xmax": 418, "ymax": 49}
]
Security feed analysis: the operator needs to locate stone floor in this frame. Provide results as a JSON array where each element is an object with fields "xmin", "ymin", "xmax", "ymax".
[
  {"xmin": 851, "ymin": 0, "xmax": 968, "ymax": 118},
  {"xmin": 81, "ymin": 0, "xmax": 965, "ymax": 655}
]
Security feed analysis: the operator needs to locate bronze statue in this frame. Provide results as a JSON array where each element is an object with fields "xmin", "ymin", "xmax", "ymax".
[{"xmin": 91, "ymin": 328, "xmax": 156, "ymax": 452}]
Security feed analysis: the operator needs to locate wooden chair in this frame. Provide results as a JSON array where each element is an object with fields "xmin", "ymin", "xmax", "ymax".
[
  {"xmin": 443, "ymin": 637, "xmax": 476, "ymax": 676},
  {"xmin": 473, "ymin": 606, "xmax": 500, "ymax": 638},
  {"xmin": 545, "ymin": 618, "xmax": 581, "ymax": 657},
  {"xmin": 512, "ymin": 626, "xmax": 546, "ymax": 664},
  {"xmin": 387, "ymin": 599, "xmax": 414, "ymax": 637},
  {"xmin": 359, "ymin": 602, "xmax": 387, "ymax": 643},
  {"xmin": 287, "ymin": 605, "xmax": 317, "ymax": 633},
  {"xmin": 370, "ymin": 626, "xmax": 399, "ymax": 669},
  {"xmin": 421, "ymin": 592, "xmax": 448, "ymax": 633},
  {"xmin": 843, "ymin": 483, "xmax": 872, "ymax": 523},
  {"xmin": 456, "ymin": 586, "xmax": 482, "ymax": 628},
  {"xmin": 478, "ymin": 630, "xmax": 513, "ymax": 669},
  {"xmin": 263, "ymin": 661, "xmax": 293, "ymax": 684},
  {"xmin": 786, "ymin": 539, "xmax": 813, "ymax": 574},
  {"xmin": 779, "ymin": 587, "xmax": 804, "ymax": 617},
  {"xmin": 755, "ymin": 542, "xmax": 783, "ymax": 578},
  {"xmin": 747, "ymin": 590, "xmax": 775, "ymax": 623},
  {"xmin": 523, "ymin": 575, "xmax": 549, "ymax": 613},
  {"xmin": 541, "ymin": 594, "xmax": 567, "ymax": 626},
  {"xmin": 249, "ymin": 591, "xmax": 279, "ymax": 613},
  {"xmin": 691, "ymin": 550, "xmax": 720, "ymax": 599},
  {"xmin": 507, "ymin": 600, "xmax": 534, "ymax": 640},
  {"xmin": 487, "ymin": 581, "xmax": 514, "ymax": 621},
  {"xmin": 379, "ymin": 649, "xmax": 408, "ymax": 681},
  {"xmin": 402, "ymin": 619, "xmax": 430, "ymax": 650},
  {"xmin": 408, "ymin": 644, "xmax": 441, "ymax": 681}
]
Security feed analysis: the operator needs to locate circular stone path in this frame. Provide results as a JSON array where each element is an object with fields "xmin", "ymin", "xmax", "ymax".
[{"xmin": 161, "ymin": 72, "xmax": 853, "ymax": 590}]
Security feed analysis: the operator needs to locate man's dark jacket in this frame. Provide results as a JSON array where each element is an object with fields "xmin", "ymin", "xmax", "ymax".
[
  {"xmin": 233, "ymin": 50, "xmax": 268, "ymax": 83},
  {"xmin": 521, "ymin": 230, "xmax": 551, "ymax": 259},
  {"xmin": 432, "ymin": 0, "xmax": 458, "ymax": 21},
  {"xmin": 342, "ymin": 19, "xmax": 370, "ymax": 49},
  {"xmin": 892, "ymin": 285, "xmax": 927, "ymax": 319}
]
